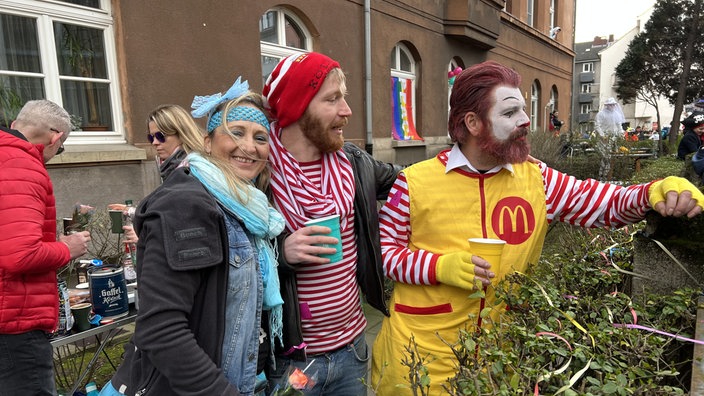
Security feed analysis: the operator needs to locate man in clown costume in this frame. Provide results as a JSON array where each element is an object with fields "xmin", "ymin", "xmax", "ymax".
[{"xmin": 371, "ymin": 60, "xmax": 704, "ymax": 395}]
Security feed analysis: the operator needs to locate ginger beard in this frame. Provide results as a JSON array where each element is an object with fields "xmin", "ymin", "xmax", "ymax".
[
  {"xmin": 478, "ymin": 122, "xmax": 531, "ymax": 164},
  {"xmin": 299, "ymin": 110, "xmax": 348, "ymax": 153}
]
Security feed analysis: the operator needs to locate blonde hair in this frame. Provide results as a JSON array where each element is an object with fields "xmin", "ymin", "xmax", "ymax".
[
  {"xmin": 203, "ymin": 92, "xmax": 272, "ymax": 203},
  {"xmin": 147, "ymin": 104, "xmax": 204, "ymax": 154}
]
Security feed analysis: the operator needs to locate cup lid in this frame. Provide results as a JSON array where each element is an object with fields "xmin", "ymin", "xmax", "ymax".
[
  {"xmin": 304, "ymin": 214, "xmax": 340, "ymax": 224},
  {"xmin": 468, "ymin": 238, "xmax": 506, "ymax": 245}
]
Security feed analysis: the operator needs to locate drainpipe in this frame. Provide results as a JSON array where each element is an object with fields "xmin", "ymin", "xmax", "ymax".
[{"xmin": 364, "ymin": 0, "xmax": 373, "ymax": 154}]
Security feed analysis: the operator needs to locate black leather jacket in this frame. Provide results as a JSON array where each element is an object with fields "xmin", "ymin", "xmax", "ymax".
[{"xmin": 275, "ymin": 142, "xmax": 401, "ymax": 360}]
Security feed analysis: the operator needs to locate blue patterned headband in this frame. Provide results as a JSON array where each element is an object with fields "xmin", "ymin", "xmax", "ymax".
[
  {"xmin": 191, "ymin": 76, "xmax": 270, "ymax": 133},
  {"xmin": 207, "ymin": 106, "xmax": 270, "ymax": 133},
  {"xmin": 191, "ymin": 76, "xmax": 246, "ymax": 118}
]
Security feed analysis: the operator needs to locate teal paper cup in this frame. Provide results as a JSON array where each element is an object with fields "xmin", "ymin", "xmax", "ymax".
[{"xmin": 305, "ymin": 214, "xmax": 343, "ymax": 262}]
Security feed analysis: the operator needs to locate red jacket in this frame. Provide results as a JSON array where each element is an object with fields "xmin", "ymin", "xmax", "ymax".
[{"xmin": 0, "ymin": 127, "xmax": 70, "ymax": 334}]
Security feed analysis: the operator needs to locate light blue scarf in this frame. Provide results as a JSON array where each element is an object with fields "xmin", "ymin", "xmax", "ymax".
[{"xmin": 187, "ymin": 152, "xmax": 285, "ymax": 347}]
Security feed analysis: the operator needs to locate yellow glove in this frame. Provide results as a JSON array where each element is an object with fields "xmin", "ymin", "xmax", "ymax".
[
  {"xmin": 648, "ymin": 176, "xmax": 704, "ymax": 211},
  {"xmin": 435, "ymin": 251, "xmax": 481, "ymax": 290}
]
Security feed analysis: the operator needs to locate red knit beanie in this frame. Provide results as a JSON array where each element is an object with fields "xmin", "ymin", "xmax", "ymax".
[{"xmin": 263, "ymin": 52, "xmax": 340, "ymax": 128}]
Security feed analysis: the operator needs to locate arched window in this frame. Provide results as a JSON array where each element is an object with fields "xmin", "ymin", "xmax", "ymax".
[
  {"xmin": 447, "ymin": 58, "xmax": 463, "ymax": 131},
  {"xmin": 550, "ymin": 86, "xmax": 558, "ymax": 112},
  {"xmin": 530, "ymin": 82, "xmax": 539, "ymax": 130},
  {"xmin": 259, "ymin": 8, "xmax": 311, "ymax": 84},
  {"xmin": 390, "ymin": 43, "xmax": 421, "ymax": 140}
]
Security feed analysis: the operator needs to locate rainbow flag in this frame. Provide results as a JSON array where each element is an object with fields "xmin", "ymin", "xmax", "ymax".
[{"xmin": 391, "ymin": 77, "xmax": 423, "ymax": 141}]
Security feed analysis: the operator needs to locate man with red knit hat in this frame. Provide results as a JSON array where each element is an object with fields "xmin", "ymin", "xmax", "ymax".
[{"xmin": 263, "ymin": 52, "xmax": 400, "ymax": 395}]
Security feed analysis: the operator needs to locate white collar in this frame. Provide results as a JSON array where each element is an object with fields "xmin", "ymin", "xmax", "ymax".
[{"xmin": 444, "ymin": 143, "xmax": 514, "ymax": 175}]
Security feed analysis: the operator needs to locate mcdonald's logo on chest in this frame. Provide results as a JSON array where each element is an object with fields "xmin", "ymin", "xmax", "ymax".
[{"xmin": 491, "ymin": 197, "xmax": 535, "ymax": 245}]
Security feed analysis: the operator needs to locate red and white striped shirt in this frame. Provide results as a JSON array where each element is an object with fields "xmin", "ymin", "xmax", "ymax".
[
  {"xmin": 379, "ymin": 147, "xmax": 653, "ymax": 285},
  {"xmin": 295, "ymin": 160, "xmax": 366, "ymax": 354}
]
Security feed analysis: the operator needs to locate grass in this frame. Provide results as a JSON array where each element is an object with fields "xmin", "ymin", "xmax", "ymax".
[{"xmin": 54, "ymin": 330, "xmax": 132, "ymax": 395}]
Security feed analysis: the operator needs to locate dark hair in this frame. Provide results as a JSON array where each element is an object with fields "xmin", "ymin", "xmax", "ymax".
[{"xmin": 448, "ymin": 61, "xmax": 521, "ymax": 143}]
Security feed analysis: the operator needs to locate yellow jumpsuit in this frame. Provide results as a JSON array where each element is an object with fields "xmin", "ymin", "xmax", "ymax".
[{"xmin": 372, "ymin": 159, "xmax": 548, "ymax": 395}]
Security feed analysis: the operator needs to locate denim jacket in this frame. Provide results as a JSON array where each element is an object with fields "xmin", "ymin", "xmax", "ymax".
[{"xmin": 220, "ymin": 208, "xmax": 262, "ymax": 395}]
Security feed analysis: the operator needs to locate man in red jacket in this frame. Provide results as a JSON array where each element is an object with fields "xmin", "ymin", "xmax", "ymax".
[{"xmin": 0, "ymin": 100, "xmax": 91, "ymax": 395}]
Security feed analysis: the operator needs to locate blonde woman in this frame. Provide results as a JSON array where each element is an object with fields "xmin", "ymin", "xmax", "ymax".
[
  {"xmin": 109, "ymin": 104, "xmax": 205, "ymax": 242},
  {"xmin": 101, "ymin": 78, "xmax": 284, "ymax": 395}
]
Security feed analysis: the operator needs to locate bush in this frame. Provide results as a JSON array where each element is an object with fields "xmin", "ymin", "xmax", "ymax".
[
  {"xmin": 400, "ymin": 224, "xmax": 697, "ymax": 395},
  {"xmin": 530, "ymin": 132, "xmax": 640, "ymax": 181},
  {"xmin": 629, "ymin": 156, "xmax": 686, "ymax": 185}
]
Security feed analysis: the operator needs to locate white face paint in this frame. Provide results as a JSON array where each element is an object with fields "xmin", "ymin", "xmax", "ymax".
[{"xmin": 488, "ymin": 86, "xmax": 529, "ymax": 141}]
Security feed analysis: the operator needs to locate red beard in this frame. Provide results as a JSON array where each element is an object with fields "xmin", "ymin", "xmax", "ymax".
[
  {"xmin": 299, "ymin": 111, "xmax": 347, "ymax": 153},
  {"xmin": 478, "ymin": 124, "xmax": 531, "ymax": 164}
]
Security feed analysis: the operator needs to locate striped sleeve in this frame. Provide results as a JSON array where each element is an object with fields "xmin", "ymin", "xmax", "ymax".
[
  {"xmin": 379, "ymin": 172, "xmax": 438, "ymax": 285},
  {"xmin": 541, "ymin": 162, "xmax": 654, "ymax": 228}
]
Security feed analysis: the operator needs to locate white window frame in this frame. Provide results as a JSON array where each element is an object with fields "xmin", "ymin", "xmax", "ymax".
[
  {"xmin": 581, "ymin": 83, "xmax": 591, "ymax": 93},
  {"xmin": 527, "ymin": 0, "xmax": 534, "ymax": 27},
  {"xmin": 390, "ymin": 43, "xmax": 418, "ymax": 138},
  {"xmin": 580, "ymin": 104, "xmax": 592, "ymax": 114},
  {"xmin": 259, "ymin": 7, "xmax": 312, "ymax": 84},
  {"xmin": 0, "ymin": 0, "xmax": 125, "ymax": 144},
  {"xmin": 530, "ymin": 82, "xmax": 539, "ymax": 129},
  {"xmin": 582, "ymin": 62, "xmax": 593, "ymax": 73}
]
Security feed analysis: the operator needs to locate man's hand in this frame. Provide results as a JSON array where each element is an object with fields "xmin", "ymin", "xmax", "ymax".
[
  {"xmin": 283, "ymin": 226, "xmax": 339, "ymax": 265},
  {"xmin": 648, "ymin": 176, "xmax": 704, "ymax": 218},
  {"xmin": 122, "ymin": 225, "xmax": 138, "ymax": 244},
  {"xmin": 435, "ymin": 251, "xmax": 494, "ymax": 290},
  {"xmin": 59, "ymin": 231, "xmax": 91, "ymax": 260}
]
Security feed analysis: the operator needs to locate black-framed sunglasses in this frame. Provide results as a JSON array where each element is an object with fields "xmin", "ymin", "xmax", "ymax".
[
  {"xmin": 147, "ymin": 131, "xmax": 167, "ymax": 143},
  {"xmin": 49, "ymin": 128, "xmax": 65, "ymax": 155}
]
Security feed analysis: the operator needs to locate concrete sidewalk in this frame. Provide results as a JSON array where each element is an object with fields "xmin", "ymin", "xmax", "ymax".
[
  {"xmin": 363, "ymin": 303, "xmax": 386, "ymax": 395},
  {"xmin": 363, "ymin": 303, "xmax": 385, "ymax": 347}
]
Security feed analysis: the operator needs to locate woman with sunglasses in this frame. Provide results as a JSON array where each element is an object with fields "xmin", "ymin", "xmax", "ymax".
[
  {"xmin": 147, "ymin": 104, "xmax": 205, "ymax": 182},
  {"xmin": 108, "ymin": 105, "xmax": 204, "ymax": 243},
  {"xmin": 99, "ymin": 78, "xmax": 285, "ymax": 395}
]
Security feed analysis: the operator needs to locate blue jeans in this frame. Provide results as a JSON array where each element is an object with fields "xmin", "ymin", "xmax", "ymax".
[
  {"xmin": 269, "ymin": 333, "xmax": 369, "ymax": 396},
  {"xmin": 0, "ymin": 330, "xmax": 56, "ymax": 396}
]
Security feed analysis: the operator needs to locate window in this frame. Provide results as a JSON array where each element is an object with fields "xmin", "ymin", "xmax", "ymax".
[
  {"xmin": 447, "ymin": 58, "xmax": 462, "ymax": 128},
  {"xmin": 527, "ymin": 0, "xmax": 534, "ymax": 27},
  {"xmin": 581, "ymin": 83, "xmax": 591, "ymax": 93},
  {"xmin": 0, "ymin": 0, "xmax": 123, "ymax": 143},
  {"xmin": 580, "ymin": 104, "xmax": 592, "ymax": 114},
  {"xmin": 390, "ymin": 43, "xmax": 421, "ymax": 141},
  {"xmin": 611, "ymin": 73, "xmax": 619, "ymax": 87},
  {"xmin": 530, "ymin": 82, "xmax": 539, "ymax": 129},
  {"xmin": 259, "ymin": 8, "xmax": 311, "ymax": 85},
  {"xmin": 582, "ymin": 62, "xmax": 593, "ymax": 73}
]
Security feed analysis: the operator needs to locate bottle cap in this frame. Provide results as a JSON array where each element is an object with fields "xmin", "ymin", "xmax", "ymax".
[{"xmin": 78, "ymin": 259, "xmax": 103, "ymax": 267}]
